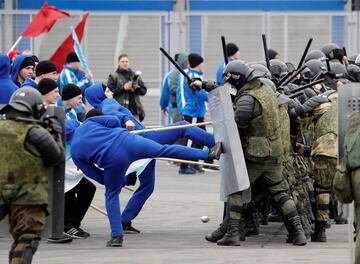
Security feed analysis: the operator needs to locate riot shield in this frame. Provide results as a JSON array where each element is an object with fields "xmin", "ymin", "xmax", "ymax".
[
  {"xmin": 208, "ymin": 83, "xmax": 251, "ymax": 202},
  {"xmin": 337, "ymin": 82, "xmax": 360, "ymax": 264},
  {"xmin": 43, "ymin": 106, "xmax": 68, "ymax": 242},
  {"xmin": 338, "ymin": 82, "xmax": 360, "ymax": 161}
]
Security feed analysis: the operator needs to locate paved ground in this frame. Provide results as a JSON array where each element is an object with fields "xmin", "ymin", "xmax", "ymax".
[{"xmin": 0, "ymin": 162, "xmax": 354, "ymax": 264}]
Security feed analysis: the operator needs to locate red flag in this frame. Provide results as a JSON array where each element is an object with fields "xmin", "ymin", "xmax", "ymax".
[
  {"xmin": 49, "ymin": 13, "xmax": 89, "ymax": 72},
  {"xmin": 22, "ymin": 2, "xmax": 72, "ymax": 37}
]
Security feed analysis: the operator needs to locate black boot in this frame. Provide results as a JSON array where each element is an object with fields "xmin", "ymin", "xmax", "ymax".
[
  {"xmin": 288, "ymin": 216, "xmax": 307, "ymax": 246},
  {"xmin": 244, "ymin": 204, "xmax": 259, "ymax": 237},
  {"xmin": 208, "ymin": 142, "xmax": 223, "ymax": 160},
  {"xmin": 205, "ymin": 216, "xmax": 228, "ymax": 243},
  {"xmin": 217, "ymin": 219, "xmax": 241, "ymax": 246},
  {"xmin": 311, "ymin": 221, "xmax": 327, "ymax": 242}
]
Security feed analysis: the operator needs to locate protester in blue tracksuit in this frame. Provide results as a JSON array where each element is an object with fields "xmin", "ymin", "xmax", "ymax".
[
  {"xmin": 0, "ymin": 54, "xmax": 18, "ymax": 104},
  {"xmin": 10, "ymin": 54, "xmax": 35, "ymax": 87},
  {"xmin": 85, "ymin": 83, "xmax": 218, "ymax": 233},
  {"xmin": 70, "ymin": 109, "xmax": 222, "ymax": 247},
  {"xmin": 58, "ymin": 52, "xmax": 92, "ymax": 95},
  {"xmin": 22, "ymin": 60, "xmax": 58, "ymax": 90},
  {"xmin": 160, "ymin": 71, "xmax": 172, "ymax": 125},
  {"xmin": 177, "ymin": 53, "xmax": 209, "ymax": 174},
  {"xmin": 215, "ymin": 43, "xmax": 241, "ymax": 85}
]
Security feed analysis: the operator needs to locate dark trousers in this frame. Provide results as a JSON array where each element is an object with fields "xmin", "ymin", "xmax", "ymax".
[{"xmin": 64, "ymin": 177, "xmax": 96, "ymax": 228}]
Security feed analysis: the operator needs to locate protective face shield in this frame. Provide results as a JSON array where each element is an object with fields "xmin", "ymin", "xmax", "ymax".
[
  {"xmin": 269, "ymin": 59, "xmax": 289, "ymax": 84},
  {"xmin": 223, "ymin": 60, "xmax": 254, "ymax": 91},
  {"xmin": 321, "ymin": 43, "xmax": 343, "ymax": 61}
]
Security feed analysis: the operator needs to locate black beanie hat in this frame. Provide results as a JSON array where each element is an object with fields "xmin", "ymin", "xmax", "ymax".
[
  {"xmin": 62, "ymin": 83, "xmax": 82, "ymax": 100},
  {"xmin": 37, "ymin": 78, "xmax": 58, "ymax": 95},
  {"xmin": 20, "ymin": 57, "xmax": 35, "ymax": 71},
  {"xmin": 226, "ymin": 43, "xmax": 239, "ymax": 57},
  {"xmin": 66, "ymin": 52, "xmax": 80, "ymax": 63},
  {"xmin": 188, "ymin": 53, "xmax": 204, "ymax": 68},
  {"xmin": 32, "ymin": 55, "xmax": 39, "ymax": 63},
  {"xmin": 35, "ymin": 60, "xmax": 57, "ymax": 76}
]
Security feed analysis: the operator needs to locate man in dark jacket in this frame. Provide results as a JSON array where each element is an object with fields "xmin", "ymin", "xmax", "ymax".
[{"xmin": 107, "ymin": 54, "xmax": 147, "ymax": 121}]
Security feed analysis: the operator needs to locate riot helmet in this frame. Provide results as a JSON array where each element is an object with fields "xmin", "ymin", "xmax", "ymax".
[
  {"xmin": 223, "ymin": 60, "xmax": 255, "ymax": 92},
  {"xmin": 5, "ymin": 88, "xmax": 46, "ymax": 119},
  {"xmin": 304, "ymin": 50, "xmax": 326, "ymax": 63},
  {"xmin": 330, "ymin": 62, "xmax": 348, "ymax": 79},
  {"xmin": 347, "ymin": 64, "xmax": 360, "ymax": 82},
  {"xmin": 303, "ymin": 59, "xmax": 327, "ymax": 80},
  {"xmin": 247, "ymin": 63, "xmax": 272, "ymax": 79},
  {"xmin": 269, "ymin": 59, "xmax": 289, "ymax": 84},
  {"xmin": 321, "ymin": 43, "xmax": 344, "ymax": 62}
]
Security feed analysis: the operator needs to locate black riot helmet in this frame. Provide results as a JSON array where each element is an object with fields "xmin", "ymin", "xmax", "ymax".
[
  {"xmin": 304, "ymin": 50, "xmax": 326, "ymax": 63},
  {"xmin": 303, "ymin": 59, "xmax": 327, "ymax": 79},
  {"xmin": 347, "ymin": 64, "xmax": 360, "ymax": 82},
  {"xmin": 321, "ymin": 43, "xmax": 344, "ymax": 62},
  {"xmin": 348, "ymin": 54, "xmax": 359, "ymax": 65},
  {"xmin": 247, "ymin": 62, "xmax": 272, "ymax": 79},
  {"xmin": 1, "ymin": 88, "xmax": 46, "ymax": 119},
  {"xmin": 223, "ymin": 60, "xmax": 255, "ymax": 91},
  {"xmin": 269, "ymin": 59, "xmax": 289, "ymax": 84}
]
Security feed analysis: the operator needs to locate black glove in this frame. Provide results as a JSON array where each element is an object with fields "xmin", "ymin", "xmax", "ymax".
[{"xmin": 125, "ymin": 172, "xmax": 137, "ymax": 186}]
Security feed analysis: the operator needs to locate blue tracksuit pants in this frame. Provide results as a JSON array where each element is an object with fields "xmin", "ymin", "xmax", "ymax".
[
  {"xmin": 121, "ymin": 121, "xmax": 215, "ymax": 225},
  {"xmin": 102, "ymin": 130, "xmax": 211, "ymax": 238}
]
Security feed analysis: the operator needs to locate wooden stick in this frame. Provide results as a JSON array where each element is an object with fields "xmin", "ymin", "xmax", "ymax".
[
  {"xmin": 156, "ymin": 157, "xmax": 220, "ymax": 168},
  {"xmin": 132, "ymin": 121, "xmax": 212, "ymax": 135},
  {"xmin": 90, "ymin": 204, "xmax": 107, "ymax": 216},
  {"xmin": 124, "ymin": 186, "xmax": 134, "ymax": 192}
]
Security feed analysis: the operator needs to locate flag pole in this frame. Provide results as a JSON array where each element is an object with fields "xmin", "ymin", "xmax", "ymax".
[{"xmin": 7, "ymin": 36, "xmax": 22, "ymax": 55}]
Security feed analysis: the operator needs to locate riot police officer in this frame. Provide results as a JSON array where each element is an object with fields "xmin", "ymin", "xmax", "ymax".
[{"xmin": 0, "ymin": 88, "xmax": 65, "ymax": 264}]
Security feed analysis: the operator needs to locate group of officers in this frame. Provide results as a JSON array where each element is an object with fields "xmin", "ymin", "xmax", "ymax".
[{"xmin": 1, "ymin": 39, "xmax": 360, "ymax": 264}]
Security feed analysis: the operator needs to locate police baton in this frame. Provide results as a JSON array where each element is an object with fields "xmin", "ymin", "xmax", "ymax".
[
  {"xmin": 160, "ymin": 47, "xmax": 192, "ymax": 84},
  {"xmin": 221, "ymin": 36, "xmax": 229, "ymax": 65},
  {"xmin": 297, "ymin": 38, "xmax": 313, "ymax": 70}
]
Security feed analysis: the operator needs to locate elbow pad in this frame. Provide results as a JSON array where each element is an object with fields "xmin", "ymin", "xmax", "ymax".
[{"xmin": 26, "ymin": 127, "xmax": 65, "ymax": 167}]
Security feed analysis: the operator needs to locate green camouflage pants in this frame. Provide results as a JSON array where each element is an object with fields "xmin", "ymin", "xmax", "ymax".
[
  {"xmin": 228, "ymin": 158, "xmax": 298, "ymax": 221},
  {"xmin": 313, "ymin": 155, "xmax": 337, "ymax": 222},
  {"xmin": 8, "ymin": 205, "xmax": 46, "ymax": 264}
]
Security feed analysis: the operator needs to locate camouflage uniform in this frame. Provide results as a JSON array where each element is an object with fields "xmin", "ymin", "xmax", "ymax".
[
  {"xmin": 0, "ymin": 118, "xmax": 63, "ymax": 264},
  {"xmin": 310, "ymin": 103, "xmax": 338, "ymax": 242},
  {"xmin": 217, "ymin": 80, "xmax": 306, "ymax": 246}
]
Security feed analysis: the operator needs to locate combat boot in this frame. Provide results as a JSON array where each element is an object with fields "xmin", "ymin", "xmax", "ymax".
[
  {"xmin": 288, "ymin": 216, "xmax": 307, "ymax": 246},
  {"xmin": 311, "ymin": 221, "xmax": 327, "ymax": 242},
  {"xmin": 217, "ymin": 219, "xmax": 241, "ymax": 246},
  {"xmin": 244, "ymin": 205, "xmax": 259, "ymax": 237},
  {"xmin": 205, "ymin": 216, "xmax": 228, "ymax": 243}
]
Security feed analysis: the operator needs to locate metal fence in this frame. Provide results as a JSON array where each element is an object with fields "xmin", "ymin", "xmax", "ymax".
[{"xmin": 1, "ymin": 10, "xmax": 358, "ymax": 86}]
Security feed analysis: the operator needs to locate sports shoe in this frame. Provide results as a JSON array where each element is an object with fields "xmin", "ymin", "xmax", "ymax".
[
  {"xmin": 122, "ymin": 222, "xmax": 140, "ymax": 234},
  {"xmin": 191, "ymin": 165, "xmax": 205, "ymax": 173},
  {"xmin": 179, "ymin": 166, "xmax": 196, "ymax": 174},
  {"xmin": 106, "ymin": 236, "xmax": 123, "ymax": 247},
  {"xmin": 64, "ymin": 226, "xmax": 90, "ymax": 239}
]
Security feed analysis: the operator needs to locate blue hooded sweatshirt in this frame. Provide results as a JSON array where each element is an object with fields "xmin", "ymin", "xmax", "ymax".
[
  {"xmin": 11, "ymin": 54, "xmax": 34, "ymax": 88},
  {"xmin": 21, "ymin": 77, "xmax": 37, "ymax": 89},
  {"xmin": 0, "ymin": 54, "xmax": 18, "ymax": 104},
  {"xmin": 85, "ymin": 83, "xmax": 144, "ymax": 130}
]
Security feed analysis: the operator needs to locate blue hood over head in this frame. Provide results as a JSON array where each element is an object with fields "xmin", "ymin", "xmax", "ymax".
[
  {"xmin": 85, "ymin": 83, "xmax": 106, "ymax": 109},
  {"xmin": 11, "ymin": 54, "xmax": 34, "ymax": 87},
  {"xmin": 0, "ymin": 53, "xmax": 18, "ymax": 104},
  {"xmin": 0, "ymin": 54, "xmax": 11, "ymax": 79}
]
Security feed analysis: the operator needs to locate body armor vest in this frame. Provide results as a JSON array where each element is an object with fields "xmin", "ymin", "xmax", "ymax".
[
  {"xmin": 0, "ymin": 120, "xmax": 48, "ymax": 187},
  {"xmin": 234, "ymin": 80, "xmax": 282, "ymax": 161}
]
